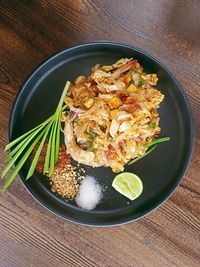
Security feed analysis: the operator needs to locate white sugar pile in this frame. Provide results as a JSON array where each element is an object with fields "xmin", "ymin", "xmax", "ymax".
[{"xmin": 75, "ymin": 176, "xmax": 102, "ymax": 210}]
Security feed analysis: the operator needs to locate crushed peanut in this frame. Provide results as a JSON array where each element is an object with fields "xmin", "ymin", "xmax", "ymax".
[
  {"xmin": 48, "ymin": 164, "xmax": 80, "ymax": 200},
  {"xmin": 31, "ymin": 143, "xmax": 85, "ymax": 200}
]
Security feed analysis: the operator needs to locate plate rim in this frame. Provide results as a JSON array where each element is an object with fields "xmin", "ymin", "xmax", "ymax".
[{"xmin": 8, "ymin": 41, "xmax": 195, "ymax": 227}]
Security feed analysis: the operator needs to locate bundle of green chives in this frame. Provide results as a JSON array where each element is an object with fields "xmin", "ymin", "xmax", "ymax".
[{"xmin": 2, "ymin": 81, "xmax": 71, "ymax": 191}]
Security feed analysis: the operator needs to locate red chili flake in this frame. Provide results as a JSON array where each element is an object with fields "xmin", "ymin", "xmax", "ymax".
[
  {"xmin": 121, "ymin": 96, "xmax": 128, "ymax": 103},
  {"xmin": 56, "ymin": 144, "xmax": 71, "ymax": 167},
  {"xmin": 133, "ymin": 136, "xmax": 142, "ymax": 142},
  {"xmin": 105, "ymin": 144, "xmax": 117, "ymax": 160},
  {"xmin": 123, "ymin": 97, "xmax": 137, "ymax": 104},
  {"xmin": 31, "ymin": 144, "xmax": 71, "ymax": 173},
  {"xmin": 117, "ymin": 92, "xmax": 129, "ymax": 102},
  {"xmin": 131, "ymin": 60, "xmax": 137, "ymax": 67},
  {"xmin": 154, "ymin": 130, "xmax": 161, "ymax": 135}
]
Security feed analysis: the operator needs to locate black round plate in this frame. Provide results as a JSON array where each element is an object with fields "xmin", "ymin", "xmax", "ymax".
[{"xmin": 9, "ymin": 42, "xmax": 194, "ymax": 226}]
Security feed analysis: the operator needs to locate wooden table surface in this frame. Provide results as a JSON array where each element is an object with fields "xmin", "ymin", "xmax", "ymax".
[{"xmin": 0, "ymin": 1, "xmax": 200, "ymax": 266}]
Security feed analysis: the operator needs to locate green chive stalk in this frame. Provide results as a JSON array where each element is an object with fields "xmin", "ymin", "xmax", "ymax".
[
  {"xmin": 128, "ymin": 137, "xmax": 170, "ymax": 165},
  {"xmin": 2, "ymin": 81, "xmax": 71, "ymax": 190}
]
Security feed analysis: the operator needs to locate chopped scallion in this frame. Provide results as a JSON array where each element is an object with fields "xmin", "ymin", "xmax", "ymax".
[
  {"xmin": 149, "ymin": 122, "xmax": 157, "ymax": 129},
  {"xmin": 128, "ymin": 136, "xmax": 170, "ymax": 165},
  {"xmin": 145, "ymin": 137, "xmax": 171, "ymax": 149},
  {"xmin": 128, "ymin": 145, "xmax": 157, "ymax": 165},
  {"xmin": 87, "ymin": 141, "xmax": 94, "ymax": 152},
  {"xmin": 138, "ymin": 80, "xmax": 144, "ymax": 87},
  {"xmin": 86, "ymin": 130, "xmax": 97, "ymax": 138}
]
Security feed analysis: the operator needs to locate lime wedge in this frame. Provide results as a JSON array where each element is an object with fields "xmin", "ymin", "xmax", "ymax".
[{"xmin": 112, "ymin": 172, "xmax": 143, "ymax": 200}]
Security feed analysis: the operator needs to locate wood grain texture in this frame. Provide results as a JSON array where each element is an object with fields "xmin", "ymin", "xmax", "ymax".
[{"xmin": 0, "ymin": 1, "xmax": 200, "ymax": 266}]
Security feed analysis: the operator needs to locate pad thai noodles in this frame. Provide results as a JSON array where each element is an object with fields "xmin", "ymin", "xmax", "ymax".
[{"xmin": 63, "ymin": 58, "xmax": 164, "ymax": 172}]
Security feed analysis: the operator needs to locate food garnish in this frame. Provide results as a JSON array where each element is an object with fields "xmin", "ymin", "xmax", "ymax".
[
  {"xmin": 112, "ymin": 172, "xmax": 143, "ymax": 200},
  {"xmin": 138, "ymin": 80, "xmax": 144, "ymax": 87},
  {"xmin": 30, "ymin": 144, "xmax": 70, "ymax": 173},
  {"xmin": 49, "ymin": 164, "xmax": 80, "ymax": 200},
  {"xmin": 2, "ymin": 81, "xmax": 70, "ymax": 190},
  {"xmin": 128, "ymin": 137, "xmax": 171, "ymax": 165},
  {"xmin": 145, "ymin": 137, "xmax": 171, "ymax": 149}
]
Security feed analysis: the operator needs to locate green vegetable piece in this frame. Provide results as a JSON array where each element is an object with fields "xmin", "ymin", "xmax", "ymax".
[
  {"xmin": 43, "ymin": 123, "xmax": 54, "ymax": 175},
  {"xmin": 2, "ymin": 124, "xmax": 47, "ymax": 178},
  {"xmin": 86, "ymin": 130, "xmax": 97, "ymax": 138},
  {"xmin": 138, "ymin": 80, "xmax": 144, "ymax": 87},
  {"xmin": 87, "ymin": 141, "xmax": 94, "ymax": 152},
  {"xmin": 128, "ymin": 136, "xmax": 171, "ymax": 165},
  {"xmin": 4, "ymin": 116, "xmax": 52, "ymax": 151},
  {"xmin": 149, "ymin": 122, "xmax": 157, "ymax": 129},
  {"xmin": 130, "ymin": 79, "xmax": 135, "ymax": 84},
  {"xmin": 145, "ymin": 137, "xmax": 171, "ymax": 149},
  {"xmin": 128, "ymin": 145, "xmax": 157, "ymax": 165},
  {"xmin": 4, "ymin": 132, "xmax": 38, "ymax": 162},
  {"xmin": 26, "ymin": 121, "xmax": 53, "ymax": 179},
  {"xmin": 49, "ymin": 119, "xmax": 57, "ymax": 175},
  {"xmin": 2, "ymin": 81, "xmax": 71, "ymax": 189},
  {"xmin": 55, "ymin": 119, "xmax": 61, "ymax": 162},
  {"xmin": 3, "ymin": 127, "xmax": 46, "ymax": 191}
]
